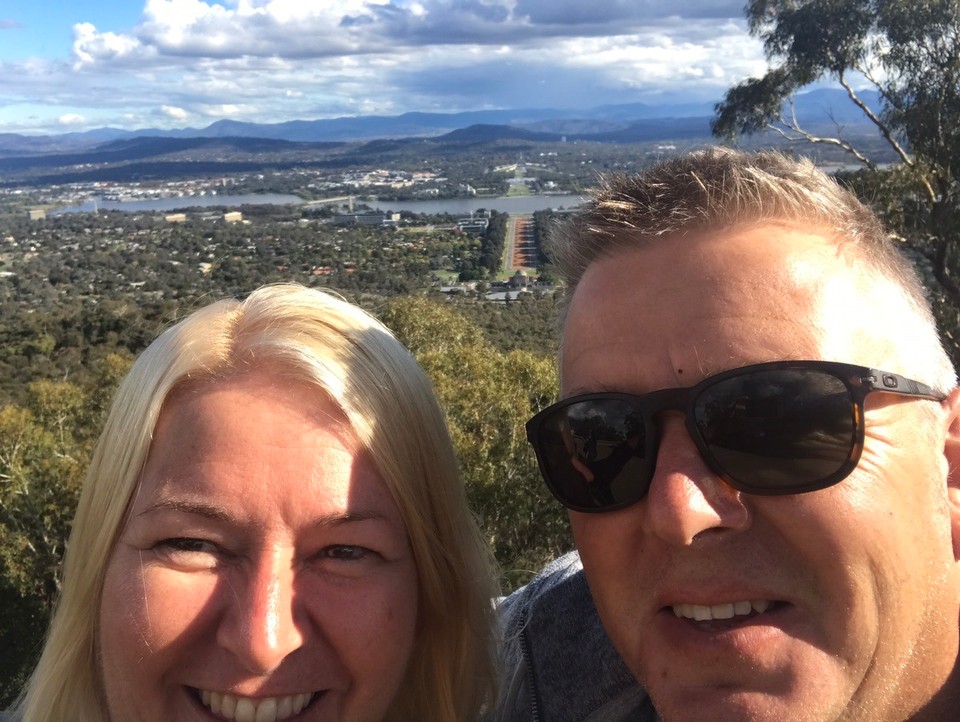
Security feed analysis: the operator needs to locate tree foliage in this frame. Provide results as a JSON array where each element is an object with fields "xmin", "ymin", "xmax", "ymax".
[
  {"xmin": 480, "ymin": 210, "xmax": 509, "ymax": 275},
  {"xmin": 0, "ymin": 296, "xmax": 564, "ymax": 703},
  {"xmin": 713, "ymin": 0, "xmax": 953, "ymax": 171},
  {"xmin": 714, "ymin": 0, "xmax": 960, "ymax": 363},
  {"xmin": 0, "ymin": 356, "xmax": 131, "ymax": 704},
  {"xmin": 379, "ymin": 296, "xmax": 568, "ymax": 589},
  {"xmin": 0, "ymin": 190, "xmax": 572, "ymax": 700}
]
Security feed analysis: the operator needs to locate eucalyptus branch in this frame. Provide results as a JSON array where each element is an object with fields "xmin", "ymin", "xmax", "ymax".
[
  {"xmin": 844, "ymin": 68, "xmax": 938, "ymax": 204},
  {"xmin": 856, "ymin": 62, "xmax": 900, "ymax": 109},
  {"xmin": 768, "ymin": 123, "xmax": 798, "ymax": 141},
  {"xmin": 916, "ymin": 238, "xmax": 960, "ymax": 309},
  {"xmin": 837, "ymin": 70, "xmax": 914, "ymax": 167},
  {"xmin": 773, "ymin": 103, "xmax": 876, "ymax": 169}
]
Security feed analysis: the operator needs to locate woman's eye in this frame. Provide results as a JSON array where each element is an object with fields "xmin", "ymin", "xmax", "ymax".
[
  {"xmin": 321, "ymin": 545, "xmax": 375, "ymax": 562},
  {"xmin": 161, "ymin": 538, "xmax": 219, "ymax": 554}
]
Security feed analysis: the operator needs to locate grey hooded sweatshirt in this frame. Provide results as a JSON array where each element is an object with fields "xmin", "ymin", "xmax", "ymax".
[{"xmin": 489, "ymin": 551, "xmax": 660, "ymax": 721}]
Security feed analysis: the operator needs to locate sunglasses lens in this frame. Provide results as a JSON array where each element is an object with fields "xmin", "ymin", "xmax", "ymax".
[
  {"xmin": 533, "ymin": 399, "xmax": 652, "ymax": 510},
  {"xmin": 694, "ymin": 369, "xmax": 857, "ymax": 492},
  {"xmin": 530, "ymin": 368, "xmax": 864, "ymax": 510}
]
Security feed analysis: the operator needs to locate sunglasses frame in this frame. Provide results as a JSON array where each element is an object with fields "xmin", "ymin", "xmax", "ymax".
[{"xmin": 526, "ymin": 360, "xmax": 945, "ymax": 513}]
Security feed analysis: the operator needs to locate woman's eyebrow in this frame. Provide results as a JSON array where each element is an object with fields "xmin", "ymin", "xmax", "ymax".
[
  {"xmin": 137, "ymin": 498, "xmax": 232, "ymax": 522},
  {"xmin": 311, "ymin": 510, "xmax": 392, "ymax": 528},
  {"xmin": 138, "ymin": 500, "xmax": 392, "ymax": 527}
]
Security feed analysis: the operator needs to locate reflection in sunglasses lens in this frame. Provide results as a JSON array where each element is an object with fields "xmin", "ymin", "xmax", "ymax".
[
  {"xmin": 542, "ymin": 400, "xmax": 651, "ymax": 508},
  {"xmin": 696, "ymin": 370, "xmax": 855, "ymax": 489},
  {"xmin": 535, "ymin": 367, "xmax": 865, "ymax": 509}
]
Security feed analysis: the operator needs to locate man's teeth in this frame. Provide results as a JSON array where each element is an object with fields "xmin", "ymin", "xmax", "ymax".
[
  {"xmin": 199, "ymin": 690, "xmax": 315, "ymax": 722},
  {"xmin": 672, "ymin": 599, "xmax": 771, "ymax": 621}
]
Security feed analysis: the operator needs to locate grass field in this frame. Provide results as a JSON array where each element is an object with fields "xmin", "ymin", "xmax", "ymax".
[{"xmin": 433, "ymin": 270, "xmax": 460, "ymax": 283}]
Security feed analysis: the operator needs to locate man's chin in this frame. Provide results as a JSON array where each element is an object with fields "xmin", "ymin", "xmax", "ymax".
[{"xmin": 645, "ymin": 687, "xmax": 837, "ymax": 722}]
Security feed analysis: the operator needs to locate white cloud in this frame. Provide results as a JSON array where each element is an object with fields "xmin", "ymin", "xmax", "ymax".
[
  {"xmin": 58, "ymin": 113, "xmax": 86, "ymax": 125},
  {"xmin": 64, "ymin": 0, "xmax": 747, "ymax": 64},
  {"xmin": 161, "ymin": 104, "xmax": 189, "ymax": 119},
  {"xmin": 195, "ymin": 103, "xmax": 250, "ymax": 117},
  {"xmin": 0, "ymin": 0, "xmax": 773, "ymax": 134},
  {"xmin": 560, "ymin": 25, "xmax": 765, "ymax": 90},
  {"xmin": 72, "ymin": 22, "xmax": 143, "ymax": 68},
  {"xmin": 132, "ymin": 0, "xmax": 376, "ymax": 58}
]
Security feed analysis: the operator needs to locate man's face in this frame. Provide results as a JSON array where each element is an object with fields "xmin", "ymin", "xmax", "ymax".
[{"xmin": 562, "ymin": 223, "xmax": 960, "ymax": 721}]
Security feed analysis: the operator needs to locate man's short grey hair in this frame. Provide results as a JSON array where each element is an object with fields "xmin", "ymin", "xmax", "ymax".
[{"xmin": 548, "ymin": 146, "xmax": 957, "ymax": 392}]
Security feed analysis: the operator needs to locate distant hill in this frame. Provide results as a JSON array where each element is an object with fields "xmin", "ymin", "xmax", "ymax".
[
  {"xmin": 438, "ymin": 125, "xmax": 562, "ymax": 143},
  {"xmin": 0, "ymin": 88, "xmax": 892, "ymax": 185},
  {"xmin": 0, "ymin": 88, "xmax": 883, "ymax": 155},
  {"xmin": 578, "ymin": 117, "xmax": 713, "ymax": 142},
  {"xmin": 0, "ymin": 136, "xmax": 343, "ymax": 174},
  {"xmin": 432, "ymin": 119, "xmax": 715, "ymax": 143},
  {"xmin": 0, "ymin": 132, "xmax": 105, "ymax": 156},
  {"xmin": 94, "ymin": 135, "xmax": 331, "ymax": 154}
]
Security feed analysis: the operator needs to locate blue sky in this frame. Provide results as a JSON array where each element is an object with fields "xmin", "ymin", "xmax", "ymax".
[
  {"xmin": 0, "ymin": 1, "xmax": 770, "ymax": 135},
  {"xmin": 0, "ymin": 1, "xmax": 142, "ymax": 61}
]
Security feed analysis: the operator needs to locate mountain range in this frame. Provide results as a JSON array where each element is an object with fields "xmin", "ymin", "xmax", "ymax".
[{"xmin": 2, "ymin": 88, "xmax": 882, "ymax": 157}]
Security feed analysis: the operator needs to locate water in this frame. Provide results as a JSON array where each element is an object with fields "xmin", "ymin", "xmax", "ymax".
[
  {"xmin": 55, "ymin": 193, "xmax": 585, "ymax": 216},
  {"xmin": 361, "ymin": 194, "xmax": 585, "ymax": 215},
  {"xmin": 54, "ymin": 193, "xmax": 304, "ymax": 214}
]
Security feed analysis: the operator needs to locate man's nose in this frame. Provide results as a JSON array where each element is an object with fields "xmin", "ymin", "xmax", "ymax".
[
  {"xmin": 640, "ymin": 415, "xmax": 751, "ymax": 546},
  {"xmin": 216, "ymin": 549, "xmax": 305, "ymax": 674}
]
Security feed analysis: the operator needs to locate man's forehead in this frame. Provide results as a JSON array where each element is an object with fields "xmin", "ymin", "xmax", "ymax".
[
  {"xmin": 559, "ymin": 223, "xmax": 916, "ymax": 391},
  {"xmin": 567, "ymin": 222, "xmax": 844, "ymax": 319}
]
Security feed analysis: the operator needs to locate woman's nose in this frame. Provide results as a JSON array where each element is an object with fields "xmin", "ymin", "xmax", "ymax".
[{"xmin": 216, "ymin": 549, "xmax": 305, "ymax": 674}]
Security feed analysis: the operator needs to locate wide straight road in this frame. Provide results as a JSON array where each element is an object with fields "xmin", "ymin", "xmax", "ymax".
[{"xmin": 503, "ymin": 213, "xmax": 538, "ymax": 274}]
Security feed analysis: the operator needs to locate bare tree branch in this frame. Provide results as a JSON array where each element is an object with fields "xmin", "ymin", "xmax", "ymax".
[
  {"xmin": 916, "ymin": 238, "xmax": 960, "ymax": 309},
  {"xmin": 856, "ymin": 61, "xmax": 901, "ymax": 109},
  {"xmin": 837, "ymin": 70, "xmax": 937, "ymax": 203},
  {"xmin": 837, "ymin": 70, "xmax": 913, "ymax": 164},
  {"xmin": 768, "ymin": 101, "xmax": 877, "ymax": 168}
]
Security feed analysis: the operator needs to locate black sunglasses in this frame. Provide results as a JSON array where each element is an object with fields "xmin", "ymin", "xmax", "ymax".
[{"xmin": 526, "ymin": 360, "xmax": 944, "ymax": 513}]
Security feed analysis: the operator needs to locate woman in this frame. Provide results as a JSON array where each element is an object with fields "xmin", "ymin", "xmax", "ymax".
[{"xmin": 14, "ymin": 284, "xmax": 498, "ymax": 721}]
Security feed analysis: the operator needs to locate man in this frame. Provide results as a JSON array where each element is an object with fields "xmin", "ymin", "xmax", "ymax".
[{"xmin": 495, "ymin": 148, "xmax": 960, "ymax": 721}]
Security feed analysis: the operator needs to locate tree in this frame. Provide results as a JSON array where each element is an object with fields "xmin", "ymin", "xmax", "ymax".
[
  {"xmin": 714, "ymin": 0, "xmax": 960, "ymax": 357},
  {"xmin": 480, "ymin": 211, "xmax": 509, "ymax": 276},
  {"xmin": 379, "ymin": 296, "xmax": 568, "ymax": 589},
  {"xmin": 0, "ymin": 400, "xmax": 84, "ymax": 705},
  {"xmin": 0, "ymin": 355, "xmax": 130, "ymax": 706}
]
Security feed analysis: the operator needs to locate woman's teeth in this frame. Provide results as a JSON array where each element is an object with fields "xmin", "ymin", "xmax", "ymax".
[{"xmin": 199, "ymin": 689, "xmax": 315, "ymax": 721}]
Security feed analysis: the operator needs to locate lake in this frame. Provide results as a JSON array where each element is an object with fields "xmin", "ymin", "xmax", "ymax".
[
  {"xmin": 362, "ymin": 194, "xmax": 585, "ymax": 215},
  {"xmin": 55, "ymin": 193, "xmax": 305, "ymax": 214},
  {"xmin": 55, "ymin": 193, "xmax": 586, "ymax": 216}
]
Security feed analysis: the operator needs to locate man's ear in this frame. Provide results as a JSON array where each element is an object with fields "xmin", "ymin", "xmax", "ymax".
[{"xmin": 941, "ymin": 388, "xmax": 960, "ymax": 559}]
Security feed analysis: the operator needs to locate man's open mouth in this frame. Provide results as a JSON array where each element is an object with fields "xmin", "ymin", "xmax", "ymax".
[{"xmin": 671, "ymin": 599, "xmax": 785, "ymax": 624}]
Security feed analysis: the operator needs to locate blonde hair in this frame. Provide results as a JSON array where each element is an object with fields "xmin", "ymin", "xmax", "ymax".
[
  {"xmin": 550, "ymin": 147, "xmax": 956, "ymax": 391},
  {"xmin": 16, "ymin": 284, "xmax": 498, "ymax": 722}
]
